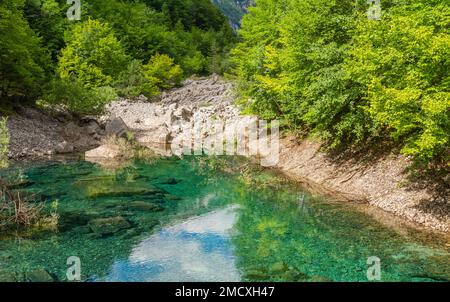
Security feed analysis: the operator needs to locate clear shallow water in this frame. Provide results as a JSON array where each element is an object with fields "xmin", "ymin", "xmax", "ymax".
[{"xmin": 0, "ymin": 156, "xmax": 448, "ymax": 282}]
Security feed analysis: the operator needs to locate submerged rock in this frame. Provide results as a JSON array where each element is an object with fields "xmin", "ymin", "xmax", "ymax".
[
  {"xmin": 0, "ymin": 270, "xmax": 17, "ymax": 282},
  {"xmin": 269, "ymin": 262, "xmax": 289, "ymax": 274},
  {"xmin": 71, "ymin": 225, "xmax": 92, "ymax": 235},
  {"xmin": 120, "ymin": 228, "xmax": 142, "ymax": 239},
  {"xmin": 26, "ymin": 269, "xmax": 56, "ymax": 282},
  {"xmin": 159, "ymin": 178, "xmax": 182, "ymax": 185},
  {"xmin": 123, "ymin": 201, "xmax": 164, "ymax": 212},
  {"xmin": 6, "ymin": 180, "xmax": 35, "ymax": 190},
  {"xmin": 308, "ymin": 275, "xmax": 333, "ymax": 282},
  {"xmin": 244, "ymin": 269, "xmax": 269, "ymax": 281},
  {"xmin": 59, "ymin": 211, "xmax": 101, "ymax": 231},
  {"xmin": 244, "ymin": 263, "xmax": 310, "ymax": 282},
  {"xmin": 88, "ymin": 216, "xmax": 132, "ymax": 236},
  {"xmin": 165, "ymin": 194, "xmax": 182, "ymax": 201},
  {"xmin": 133, "ymin": 217, "xmax": 159, "ymax": 229},
  {"xmin": 86, "ymin": 186, "xmax": 164, "ymax": 198},
  {"xmin": 280, "ymin": 269, "xmax": 309, "ymax": 281}
]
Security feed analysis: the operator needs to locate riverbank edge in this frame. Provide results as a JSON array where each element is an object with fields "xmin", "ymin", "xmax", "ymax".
[
  {"xmin": 274, "ymin": 136, "xmax": 449, "ymax": 232},
  {"xmin": 4, "ymin": 78, "xmax": 448, "ymax": 233}
]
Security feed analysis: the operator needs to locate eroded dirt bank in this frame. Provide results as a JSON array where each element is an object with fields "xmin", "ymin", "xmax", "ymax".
[{"xmin": 276, "ymin": 137, "xmax": 449, "ymax": 232}]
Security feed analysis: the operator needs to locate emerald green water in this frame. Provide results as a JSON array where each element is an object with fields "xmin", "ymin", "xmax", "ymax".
[{"xmin": 0, "ymin": 156, "xmax": 448, "ymax": 282}]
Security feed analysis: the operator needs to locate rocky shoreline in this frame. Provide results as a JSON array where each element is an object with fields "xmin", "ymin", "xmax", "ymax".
[
  {"xmin": 5, "ymin": 76, "xmax": 449, "ymax": 232},
  {"xmin": 6, "ymin": 106, "xmax": 103, "ymax": 159}
]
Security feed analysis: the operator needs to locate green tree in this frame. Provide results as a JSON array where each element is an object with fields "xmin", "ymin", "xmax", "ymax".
[
  {"xmin": 114, "ymin": 60, "xmax": 159, "ymax": 98},
  {"xmin": 346, "ymin": 1, "xmax": 450, "ymax": 161},
  {"xmin": 57, "ymin": 18, "xmax": 131, "ymax": 88},
  {"xmin": 0, "ymin": 0, "xmax": 48, "ymax": 100},
  {"xmin": 232, "ymin": 0, "xmax": 450, "ymax": 163},
  {"xmin": 143, "ymin": 54, "xmax": 183, "ymax": 90},
  {"xmin": 24, "ymin": 0, "xmax": 68, "ymax": 63},
  {"xmin": 43, "ymin": 79, "xmax": 117, "ymax": 115}
]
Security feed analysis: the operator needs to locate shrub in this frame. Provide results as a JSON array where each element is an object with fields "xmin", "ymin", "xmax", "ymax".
[
  {"xmin": 114, "ymin": 60, "xmax": 159, "ymax": 98},
  {"xmin": 0, "ymin": 179, "xmax": 59, "ymax": 232},
  {"xmin": 43, "ymin": 78, "xmax": 117, "ymax": 115},
  {"xmin": 143, "ymin": 54, "xmax": 183, "ymax": 90},
  {"xmin": 180, "ymin": 51, "xmax": 208, "ymax": 75}
]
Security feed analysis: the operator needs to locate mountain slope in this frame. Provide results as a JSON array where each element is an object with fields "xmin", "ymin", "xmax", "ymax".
[{"xmin": 212, "ymin": 0, "xmax": 253, "ymax": 29}]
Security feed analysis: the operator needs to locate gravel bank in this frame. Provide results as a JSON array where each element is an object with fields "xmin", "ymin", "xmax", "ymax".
[{"xmin": 6, "ymin": 106, "xmax": 102, "ymax": 159}]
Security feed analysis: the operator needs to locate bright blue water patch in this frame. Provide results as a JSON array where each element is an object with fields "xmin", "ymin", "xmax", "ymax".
[{"xmin": 98, "ymin": 206, "xmax": 240, "ymax": 282}]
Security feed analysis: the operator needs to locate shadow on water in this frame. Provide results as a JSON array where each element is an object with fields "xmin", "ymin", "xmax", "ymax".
[{"xmin": 0, "ymin": 156, "xmax": 448, "ymax": 282}]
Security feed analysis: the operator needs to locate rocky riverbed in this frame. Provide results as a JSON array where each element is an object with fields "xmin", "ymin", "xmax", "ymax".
[{"xmin": 5, "ymin": 76, "xmax": 449, "ymax": 232}]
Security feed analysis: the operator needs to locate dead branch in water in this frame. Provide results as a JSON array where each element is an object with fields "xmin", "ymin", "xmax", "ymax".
[{"xmin": 0, "ymin": 178, "xmax": 43, "ymax": 229}]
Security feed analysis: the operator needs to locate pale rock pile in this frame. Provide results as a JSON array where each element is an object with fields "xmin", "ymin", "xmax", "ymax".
[{"xmin": 104, "ymin": 76, "xmax": 247, "ymax": 154}]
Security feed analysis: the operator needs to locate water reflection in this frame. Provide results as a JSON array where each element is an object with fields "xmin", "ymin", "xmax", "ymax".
[
  {"xmin": 1, "ymin": 158, "xmax": 448, "ymax": 282},
  {"xmin": 100, "ymin": 206, "xmax": 241, "ymax": 282}
]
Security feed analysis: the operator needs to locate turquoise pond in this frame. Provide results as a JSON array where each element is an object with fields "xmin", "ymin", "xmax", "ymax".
[{"xmin": 0, "ymin": 156, "xmax": 448, "ymax": 282}]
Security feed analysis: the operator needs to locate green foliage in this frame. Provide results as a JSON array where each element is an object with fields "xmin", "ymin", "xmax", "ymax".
[
  {"xmin": 43, "ymin": 78, "xmax": 117, "ymax": 115},
  {"xmin": 24, "ymin": 0, "xmax": 68, "ymax": 62},
  {"xmin": 0, "ymin": 0, "xmax": 48, "ymax": 100},
  {"xmin": 145, "ymin": 0, "xmax": 231, "ymax": 31},
  {"xmin": 232, "ymin": 0, "xmax": 450, "ymax": 163},
  {"xmin": 57, "ymin": 19, "xmax": 131, "ymax": 88},
  {"xmin": 1, "ymin": 0, "xmax": 235, "ymax": 113},
  {"xmin": 114, "ymin": 60, "xmax": 159, "ymax": 99},
  {"xmin": 87, "ymin": 0, "xmax": 235, "ymax": 75},
  {"xmin": 143, "ymin": 54, "xmax": 183, "ymax": 90},
  {"xmin": 84, "ymin": 0, "xmax": 168, "ymax": 61},
  {"xmin": 0, "ymin": 118, "xmax": 9, "ymax": 168},
  {"xmin": 346, "ymin": 2, "xmax": 450, "ymax": 161},
  {"xmin": 114, "ymin": 54, "xmax": 183, "ymax": 99}
]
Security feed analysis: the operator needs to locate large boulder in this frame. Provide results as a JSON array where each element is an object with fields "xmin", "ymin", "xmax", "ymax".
[
  {"xmin": 86, "ymin": 120, "xmax": 102, "ymax": 136},
  {"xmin": 63, "ymin": 122, "xmax": 82, "ymax": 141},
  {"xmin": 55, "ymin": 141, "xmax": 74, "ymax": 154},
  {"xmin": 172, "ymin": 106, "xmax": 193, "ymax": 123},
  {"xmin": 136, "ymin": 124, "xmax": 172, "ymax": 145},
  {"xmin": 105, "ymin": 117, "xmax": 129, "ymax": 138},
  {"xmin": 85, "ymin": 144, "xmax": 121, "ymax": 159}
]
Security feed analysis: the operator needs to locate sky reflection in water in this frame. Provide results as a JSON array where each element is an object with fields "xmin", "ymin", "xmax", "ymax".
[{"xmin": 101, "ymin": 206, "xmax": 241, "ymax": 282}]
